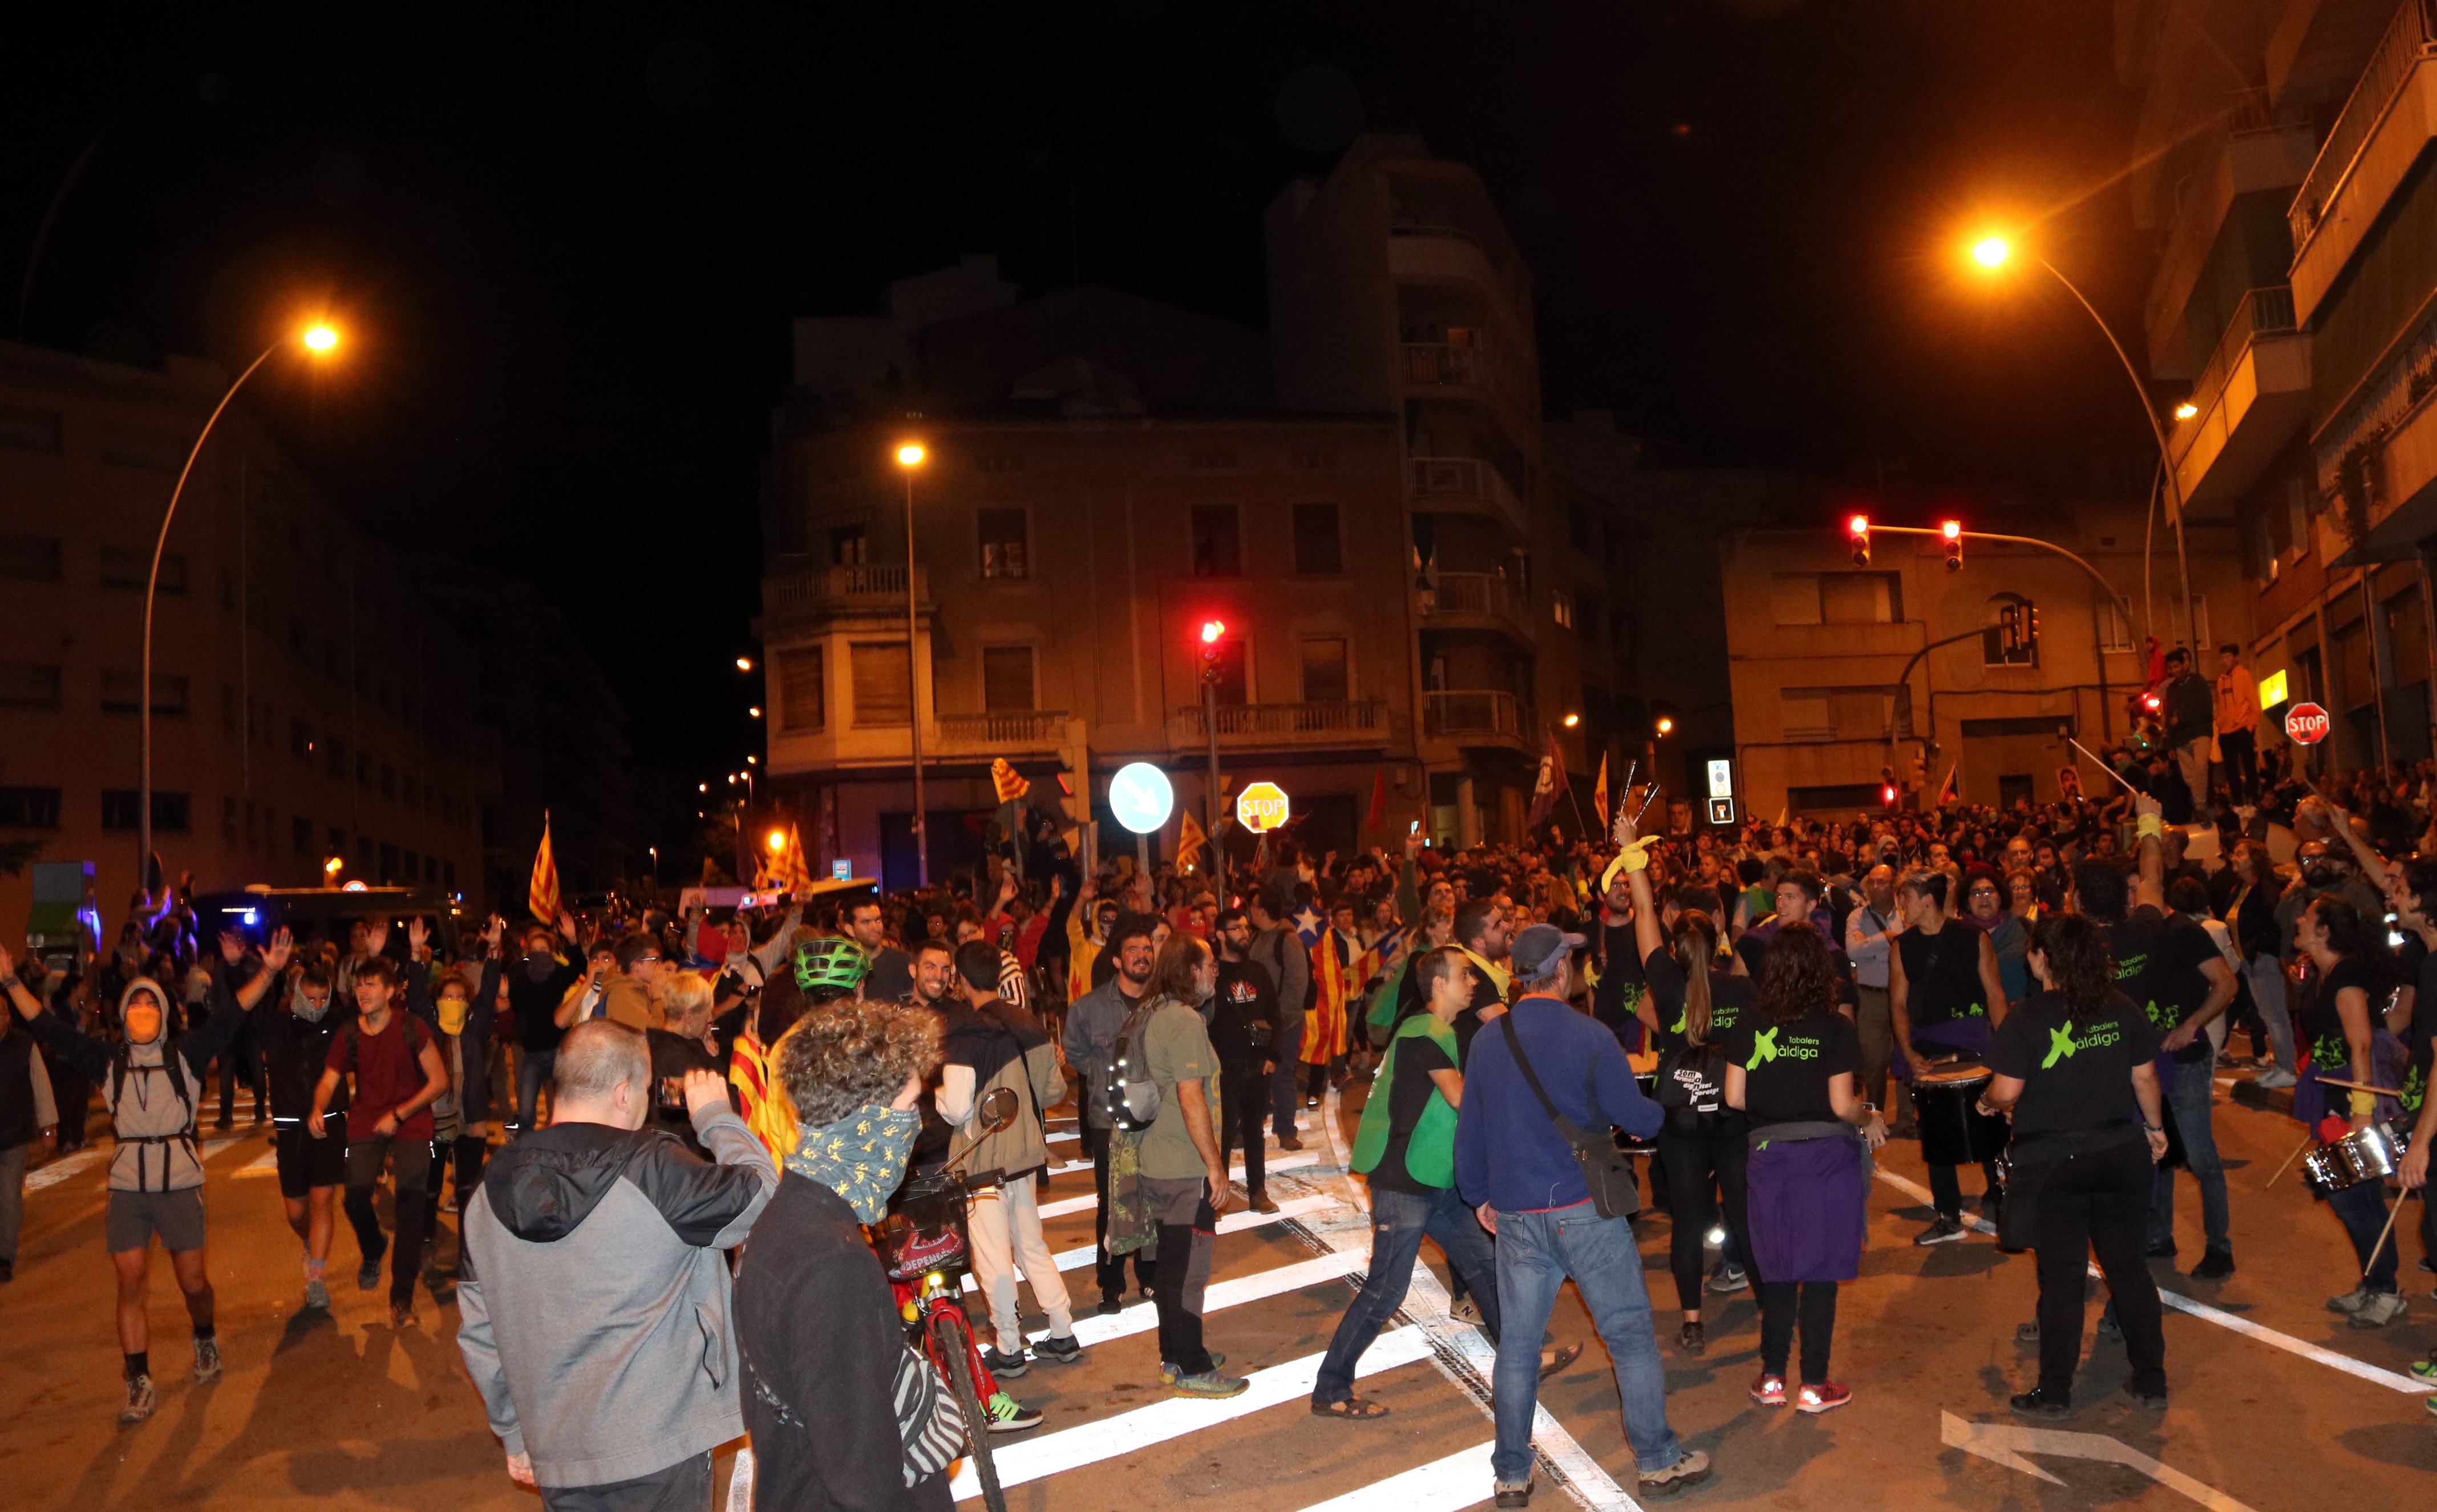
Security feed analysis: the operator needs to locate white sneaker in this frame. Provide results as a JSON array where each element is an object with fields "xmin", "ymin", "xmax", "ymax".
[
  {"xmin": 2328, "ymin": 1286, "xmax": 2374, "ymax": 1314},
  {"xmin": 2254, "ymin": 1068, "xmax": 2297, "ymax": 1089},
  {"xmin": 2350, "ymin": 1292, "xmax": 2408, "ymax": 1329}
]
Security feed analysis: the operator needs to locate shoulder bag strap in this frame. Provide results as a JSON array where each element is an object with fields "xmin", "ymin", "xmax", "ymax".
[{"xmin": 1499, "ymin": 1012, "xmax": 1574, "ymax": 1133}]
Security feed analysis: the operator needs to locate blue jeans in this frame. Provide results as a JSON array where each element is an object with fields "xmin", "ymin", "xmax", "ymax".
[
  {"xmin": 1492, "ymin": 1200, "xmax": 1681, "ymax": 1484},
  {"xmin": 1313, "ymin": 1185, "xmax": 1501, "ymax": 1405},
  {"xmin": 2147, "ymin": 1057, "xmax": 2230, "ymax": 1253},
  {"xmin": 515, "ymin": 1047, "xmax": 557, "ymax": 1134},
  {"xmin": 1272, "ymin": 1017, "xmax": 1305, "ymax": 1130}
]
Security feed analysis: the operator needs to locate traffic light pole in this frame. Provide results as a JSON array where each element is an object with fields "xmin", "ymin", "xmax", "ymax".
[
  {"xmin": 1203, "ymin": 676, "xmax": 1221, "ymax": 870},
  {"xmin": 1864, "ymin": 524, "xmax": 2137, "ymax": 643}
]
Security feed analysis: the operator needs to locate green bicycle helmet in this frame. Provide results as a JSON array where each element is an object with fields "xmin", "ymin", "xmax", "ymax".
[{"xmin": 791, "ymin": 935, "xmax": 869, "ymax": 994}]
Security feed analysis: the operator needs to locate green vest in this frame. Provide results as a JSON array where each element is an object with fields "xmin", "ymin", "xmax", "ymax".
[{"xmin": 1351, "ymin": 1013, "xmax": 1459, "ymax": 1187}]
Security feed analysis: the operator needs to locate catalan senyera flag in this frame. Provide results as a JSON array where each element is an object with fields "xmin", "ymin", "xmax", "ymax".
[
  {"xmin": 1593, "ymin": 753, "xmax": 1610, "ymax": 829},
  {"xmin": 1934, "ymin": 761, "xmax": 1961, "ymax": 809},
  {"xmin": 991, "ymin": 757, "xmax": 1031, "ymax": 804},
  {"xmin": 1176, "ymin": 809, "xmax": 1208, "ymax": 873},
  {"xmin": 776, "ymin": 822, "xmax": 816, "ymax": 895},
  {"xmin": 528, "ymin": 812, "xmax": 560, "ymax": 923}
]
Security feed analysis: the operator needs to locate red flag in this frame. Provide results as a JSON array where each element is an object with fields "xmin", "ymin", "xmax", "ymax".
[
  {"xmin": 528, "ymin": 812, "xmax": 561, "ymax": 923},
  {"xmin": 1526, "ymin": 727, "xmax": 1569, "ymax": 827},
  {"xmin": 1364, "ymin": 770, "xmax": 1387, "ymax": 835}
]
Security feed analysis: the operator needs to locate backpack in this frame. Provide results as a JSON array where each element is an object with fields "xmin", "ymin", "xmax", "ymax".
[
  {"xmin": 108, "ymin": 1043, "xmax": 195, "ymax": 1124},
  {"xmin": 1103, "ymin": 998, "xmax": 1164, "ymax": 1132}
]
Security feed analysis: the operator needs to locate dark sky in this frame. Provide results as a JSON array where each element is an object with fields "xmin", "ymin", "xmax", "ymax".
[{"xmin": 5, "ymin": 2, "xmax": 2157, "ymax": 781}]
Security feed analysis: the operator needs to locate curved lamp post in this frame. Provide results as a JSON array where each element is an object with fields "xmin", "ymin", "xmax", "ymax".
[{"xmin": 139, "ymin": 322, "xmax": 342, "ymax": 882}]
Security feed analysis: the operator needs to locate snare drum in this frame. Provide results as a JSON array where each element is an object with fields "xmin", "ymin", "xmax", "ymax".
[
  {"xmin": 1913, "ymin": 1060, "xmax": 2009, "ymax": 1167},
  {"xmin": 2301, "ymin": 1120, "xmax": 2412, "ymax": 1196}
]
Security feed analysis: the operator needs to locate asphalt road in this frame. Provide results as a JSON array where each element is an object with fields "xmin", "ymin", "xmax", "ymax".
[{"xmin": 4, "ymin": 1071, "xmax": 2432, "ymax": 1511}]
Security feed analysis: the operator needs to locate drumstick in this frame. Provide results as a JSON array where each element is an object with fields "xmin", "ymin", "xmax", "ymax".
[
  {"xmin": 2066, "ymin": 736, "xmax": 2142, "ymax": 796},
  {"xmin": 2309, "ymin": 1076, "xmax": 2404, "ymax": 1097},
  {"xmin": 2361, "ymin": 1201, "xmax": 2404, "ymax": 1283},
  {"xmin": 2264, "ymin": 1130, "xmax": 2315, "ymax": 1189}
]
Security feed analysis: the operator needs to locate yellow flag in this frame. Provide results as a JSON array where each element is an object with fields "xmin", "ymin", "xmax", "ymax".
[{"xmin": 1593, "ymin": 754, "xmax": 1610, "ymax": 828}]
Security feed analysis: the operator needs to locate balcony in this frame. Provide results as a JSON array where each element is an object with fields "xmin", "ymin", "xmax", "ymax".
[
  {"xmin": 2357, "ymin": 375, "xmax": 2437, "ymax": 554},
  {"xmin": 1169, "ymin": 700, "xmax": 1390, "ymax": 751},
  {"xmin": 2289, "ymin": 0, "xmax": 2437, "ymax": 326},
  {"xmin": 760, "ymin": 563, "xmax": 931, "ymax": 626},
  {"xmin": 934, "ymin": 710, "xmax": 1070, "ymax": 755},
  {"xmin": 1400, "ymin": 338, "xmax": 1537, "ymax": 436},
  {"xmin": 2144, "ymin": 90, "xmax": 2318, "ymax": 379},
  {"xmin": 1422, "ymin": 689, "xmax": 1533, "ymax": 750},
  {"xmin": 2168, "ymin": 286, "xmax": 2311, "ymax": 520},
  {"xmin": 1407, "ymin": 456, "xmax": 1529, "ymax": 537},
  {"xmin": 1420, "ymin": 570, "xmax": 1532, "ymax": 641}
]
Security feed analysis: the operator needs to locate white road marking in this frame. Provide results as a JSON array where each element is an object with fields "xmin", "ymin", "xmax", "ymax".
[
  {"xmin": 231, "ymin": 1150, "xmax": 280, "ymax": 1178},
  {"xmin": 1873, "ymin": 1168, "xmax": 2427, "ymax": 1396},
  {"xmin": 1033, "ymin": 1250, "xmax": 1370, "ymax": 1349},
  {"xmin": 1292, "ymin": 1442, "xmax": 1497, "ymax": 1512},
  {"xmin": 1047, "ymin": 1130, "xmax": 1078, "ymax": 1144},
  {"xmin": 25, "ymin": 1136, "xmax": 248, "ymax": 1193},
  {"xmin": 1035, "ymin": 1149, "xmax": 1319, "ymax": 1219},
  {"xmin": 962, "ymin": 1195, "xmax": 1339, "ymax": 1294},
  {"xmin": 951, "ymin": 1324, "xmax": 1435, "ymax": 1499},
  {"xmin": 1942, "ymin": 1410, "xmax": 2261, "ymax": 1511}
]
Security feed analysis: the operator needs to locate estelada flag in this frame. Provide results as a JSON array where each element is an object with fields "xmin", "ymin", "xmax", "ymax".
[
  {"xmin": 528, "ymin": 812, "xmax": 560, "ymax": 923},
  {"xmin": 1176, "ymin": 809, "xmax": 1207, "ymax": 872},
  {"xmin": 1934, "ymin": 761, "xmax": 1961, "ymax": 808},
  {"xmin": 1364, "ymin": 769, "xmax": 1386, "ymax": 834},
  {"xmin": 1593, "ymin": 753, "xmax": 1610, "ymax": 828},
  {"xmin": 991, "ymin": 757, "xmax": 1031, "ymax": 804}
]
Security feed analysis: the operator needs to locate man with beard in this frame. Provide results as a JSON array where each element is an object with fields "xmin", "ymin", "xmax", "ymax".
[
  {"xmin": 1211, "ymin": 908, "xmax": 1283, "ymax": 1214},
  {"xmin": 1063, "ymin": 914, "xmax": 1160, "ymax": 1312}
]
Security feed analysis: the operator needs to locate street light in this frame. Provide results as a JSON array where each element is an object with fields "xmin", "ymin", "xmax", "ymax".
[
  {"xmin": 141, "ymin": 319, "xmax": 344, "ymax": 885},
  {"xmin": 1562, "ymin": 712, "xmax": 1581, "ymax": 728},
  {"xmin": 736, "ymin": 656, "xmax": 754, "ymax": 672},
  {"xmin": 2173, "ymin": 402, "xmax": 2199, "ymax": 421},
  {"xmin": 765, "ymin": 828, "xmax": 787, "ymax": 853},
  {"xmin": 747, "ymin": 706, "xmax": 762, "ymax": 718},
  {"xmin": 1655, "ymin": 714, "xmax": 1677, "ymax": 737},
  {"xmin": 896, "ymin": 439, "xmax": 929, "ymax": 885},
  {"xmin": 1963, "ymin": 226, "xmax": 2196, "ymax": 652}
]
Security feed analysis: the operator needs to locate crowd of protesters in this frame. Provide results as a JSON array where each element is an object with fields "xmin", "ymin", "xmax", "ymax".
[{"xmin": 7, "ymin": 687, "xmax": 2437, "ymax": 1505}]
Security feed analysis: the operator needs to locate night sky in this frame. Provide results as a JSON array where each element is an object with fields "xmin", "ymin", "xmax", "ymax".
[{"xmin": 6, "ymin": 2, "xmax": 2157, "ymax": 784}]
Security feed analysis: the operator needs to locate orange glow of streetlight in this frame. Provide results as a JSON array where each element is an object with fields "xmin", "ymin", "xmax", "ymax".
[
  {"xmin": 1562, "ymin": 712, "xmax": 1580, "ymax": 728},
  {"xmin": 1655, "ymin": 715, "xmax": 1677, "ymax": 737},
  {"xmin": 1969, "ymin": 234, "xmax": 2012, "ymax": 270},
  {"xmin": 766, "ymin": 829, "xmax": 787, "ymax": 853},
  {"xmin": 2173, "ymin": 402, "xmax": 2199, "ymax": 421},
  {"xmin": 896, "ymin": 442, "xmax": 926, "ymax": 468},
  {"xmin": 747, "ymin": 706, "xmax": 763, "ymax": 718},
  {"xmin": 736, "ymin": 656, "xmax": 754, "ymax": 672},
  {"xmin": 300, "ymin": 323, "xmax": 341, "ymax": 353}
]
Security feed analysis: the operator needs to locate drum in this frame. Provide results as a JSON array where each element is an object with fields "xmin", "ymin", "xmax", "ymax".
[
  {"xmin": 1913, "ymin": 1060, "xmax": 2008, "ymax": 1167},
  {"xmin": 2301, "ymin": 1120, "xmax": 2412, "ymax": 1196}
]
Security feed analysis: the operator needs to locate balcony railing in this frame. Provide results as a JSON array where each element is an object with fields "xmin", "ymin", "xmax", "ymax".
[
  {"xmin": 2147, "ymin": 90, "xmax": 2317, "ymax": 335},
  {"xmin": 1422, "ymin": 689, "xmax": 1529, "ymax": 740},
  {"xmin": 1422, "ymin": 570, "xmax": 1531, "ymax": 634},
  {"xmin": 934, "ymin": 710, "xmax": 1068, "ymax": 751},
  {"xmin": 762, "ymin": 563, "xmax": 926, "ymax": 618},
  {"xmin": 1407, "ymin": 456, "xmax": 1527, "ymax": 533},
  {"xmin": 2175, "ymin": 286, "xmax": 2297, "ymax": 451},
  {"xmin": 1169, "ymin": 700, "xmax": 1387, "ymax": 745},
  {"xmin": 2290, "ymin": 0, "xmax": 2437, "ymax": 249}
]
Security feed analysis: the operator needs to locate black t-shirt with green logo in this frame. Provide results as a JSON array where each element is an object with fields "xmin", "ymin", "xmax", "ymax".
[
  {"xmin": 1985, "ymin": 987, "xmax": 2162, "ymax": 1136},
  {"xmin": 1641, "ymin": 946, "xmax": 1756, "ymax": 1056},
  {"xmin": 2100, "ymin": 906, "xmax": 2219, "ymax": 1064},
  {"xmin": 2301, "ymin": 955, "xmax": 2386, "ymax": 1080},
  {"xmin": 1722, "ymin": 1008, "xmax": 1856, "ymax": 1128}
]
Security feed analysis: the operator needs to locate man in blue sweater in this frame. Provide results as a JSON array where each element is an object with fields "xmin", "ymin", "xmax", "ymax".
[{"xmin": 1455, "ymin": 924, "xmax": 1711, "ymax": 1507}]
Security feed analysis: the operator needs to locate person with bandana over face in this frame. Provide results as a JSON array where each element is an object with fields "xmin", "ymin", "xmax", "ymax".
[
  {"xmin": 735, "ymin": 994, "xmax": 961, "ymax": 1510},
  {"xmin": 243, "ymin": 934, "xmax": 348, "ymax": 1311},
  {"xmin": 3, "ymin": 929, "xmax": 256, "ymax": 1425},
  {"xmin": 455, "ymin": 1020, "xmax": 777, "ymax": 1509}
]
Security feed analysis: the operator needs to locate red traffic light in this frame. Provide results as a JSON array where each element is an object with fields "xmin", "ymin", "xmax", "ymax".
[
  {"xmin": 1847, "ymin": 513, "xmax": 1871, "ymax": 567},
  {"xmin": 1199, "ymin": 619, "xmax": 1225, "ymax": 644},
  {"xmin": 1941, "ymin": 520, "xmax": 1964, "ymax": 571},
  {"xmin": 1940, "ymin": 520, "xmax": 1962, "ymax": 540},
  {"xmin": 1881, "ymin": 784, "xmax": 1898, "ymax": 808}
]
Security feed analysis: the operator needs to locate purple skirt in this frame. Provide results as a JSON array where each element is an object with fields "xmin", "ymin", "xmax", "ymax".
[{"xmin": 1746, "ymin": 1132, "xmax": 1867, "ymax": 1283}]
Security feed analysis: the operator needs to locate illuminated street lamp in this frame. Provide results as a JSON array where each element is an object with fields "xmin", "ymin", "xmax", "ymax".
[
  {"xmin": 736, "ymin": 656, "xmax": 754, "ymax": 672},
  {"xmin": 142, "ymin": 321, "xmax": 344, "ymax": 882},
  {"xmin": 896, "ymin": 439, "xmax": 930, "ymax": 885},
  {"xmin": 1562, "ymin": 712, "xmax": 1581, "ymax": 728},
  {"xmin": 1962, "ymin": 227, "xmax": 2195, "ymax": 651},
  {"xmin": 766, "ymin": 828, "xmax": 787, "ymax": 853}
]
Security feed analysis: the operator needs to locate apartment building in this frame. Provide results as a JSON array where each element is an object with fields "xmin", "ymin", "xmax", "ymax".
[
  {"xmin": 0, "ymin": 339, "xmax": 495, "ymax": 932},
  {"xmin": 762, "ymin": 137, "xmax": 1595, "ymax": 883},
  {"xmin": 2126, "ymin": 0, "xmax": 2437, "ymax": 769}
]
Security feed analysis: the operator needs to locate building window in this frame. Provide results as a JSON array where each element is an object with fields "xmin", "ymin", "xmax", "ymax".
[
  {"xmin": 0, "ymin": 662, "xmax": 62, "ymax": 710},
  {"xmin": 831, "ymin": 523, "xmax": 869, "ymax": 567},
  {"xmin": 1771, "ymin": 571, "xmax": 1901, "ymax": 626},
  {"xmin": 293, "ymin": 816, "xmax": 313, "ymax": 856},
  {"xmin": 851, "ymin": 641, "xmax": 912, "ymax": 727},
  {"xmin": 1552, "ymin": 592, "xmax": 1574, "ymax": 629},
  {"xmin": 103, "ymin": 789, "xmax": 188, "ymax": 832},
  {"xmin": 1290, "ymin": 503, "xmax": 1343, "ymax": 574},
  {"xmin": 0, "ymin": 533, "xmax": 62, "ymax": 580},
  {"xmin": 1190, "ymin": 505, "xmax": 1242, "ymax": 577},
  {"xmin": 977, "ymin": 508, "xmax": 1029, "ymax": 579},
  {"xmin": 329, "ymin": 824, "xmax": 347, "ymax": 858},
  {"xmin": 0, "ymin": 787, "xmax": 62, "ymax": 828},
  {"xmin": 1780, "ymin": 685, "xmax": 1905, "ymax": 743},
  {"xmin": 778, "ymin": 647, "xmax": 825, "ymax": 732},
  {"xmin": 0, "ymin": 406, "xmax": 62, "ymax": 452},
  {"xmin": 328, "ymin": 737, "xmax": 348, "ymax": 779},
  {"xmin": 1983, "ymin": 594, "xmax": 2037, "ymax": 667},
  {"xmin": 100, "ymin": 671, "xmax": 188, "ymax": 715},
  {"xmin": 1300, "ymin": 638, "xmax": 1350, "ymax": 702},
  {"xmin": 982, "ymin": 646, "xmax": 1037, "ymax": 712},
  {"xmin": 101, "ymin": 546, "xmax": 184, "ymax": 592},
  {"xmin": 292, "ymin": 720, "xmax": 312, "ymax": 758},
  {"xmin": 2098, "ymin": 598, "xmax": 2136, "ymax": 653}
]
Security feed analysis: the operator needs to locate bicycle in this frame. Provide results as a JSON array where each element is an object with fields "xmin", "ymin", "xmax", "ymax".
[{"xmin": 880, "ymin": 1087, "xmax": 1024, "ymax": 1512}]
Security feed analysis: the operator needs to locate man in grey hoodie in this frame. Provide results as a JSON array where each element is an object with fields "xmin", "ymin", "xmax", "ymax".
[{"xmin": 456, "ymin": 1019, "xmax": 776, "ymax": 1510}]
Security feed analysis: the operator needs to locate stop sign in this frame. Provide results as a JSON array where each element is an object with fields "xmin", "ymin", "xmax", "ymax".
[
  {"xmin": 1236, "ymin": 781, "xmax": 1291, "ymax": 832},
  {"xmin": 2284, "ymin": 701, "xmax": 2330, "ymax": 744}
]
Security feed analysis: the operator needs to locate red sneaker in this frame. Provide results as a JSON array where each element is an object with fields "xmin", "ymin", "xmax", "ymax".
[
  {"xmin": 1795, "ymin": 1380, "xmax": 1852, "ymax": 1414},
  {"xmin": 1750, "ymin": 1372, "xmax": 1787, "ymax": 1406}
]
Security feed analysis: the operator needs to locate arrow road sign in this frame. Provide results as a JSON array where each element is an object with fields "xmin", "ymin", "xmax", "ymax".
[{"xmin": 1941, "ymin": 1412, "xmax": 2258, "ymax": 1512}]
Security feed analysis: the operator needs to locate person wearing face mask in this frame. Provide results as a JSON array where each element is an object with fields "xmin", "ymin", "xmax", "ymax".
[
  {"xmin": 456, "ymin": 1020, "xmax": 776, "ymax": 1509},
  {"xmin": 508, "ymin": 920, "xmax": 583, "ymax": 1137},
  {"xmin": 245, "ymin": 937, "xmax": 347, "ymax": 1310},
  {"xmin": 735, "ymin": 996, "xmax": 957, "ymax": 1510},
  {"xmin": 3, "ymin": 930, "xmax": 256, "ymax": 1425}
]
